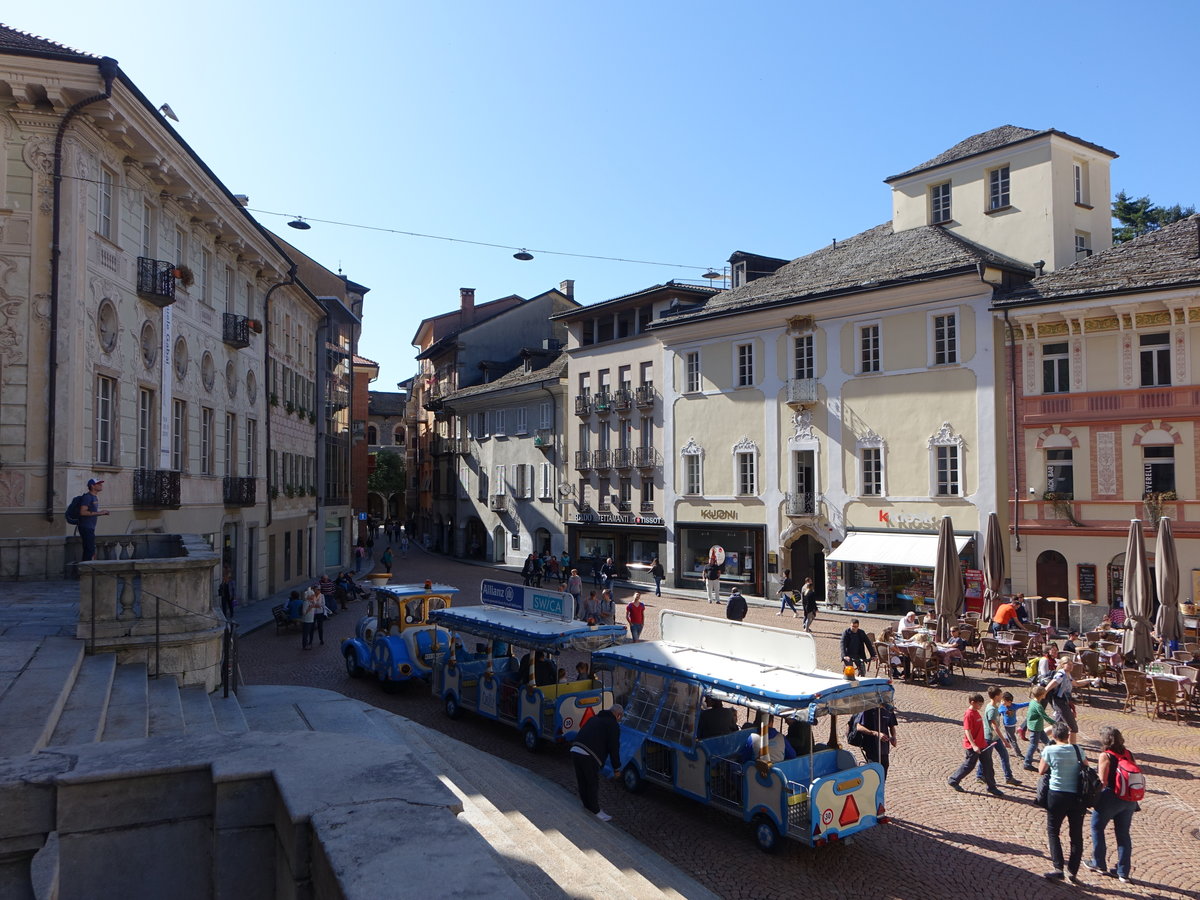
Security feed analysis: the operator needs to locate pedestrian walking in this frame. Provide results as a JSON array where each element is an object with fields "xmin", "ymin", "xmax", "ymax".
[
  {"xmin": 1023, "ymin": 685, "xmax": 1052, "ymax": 770},
  {"xmin": 566, "ymin": 568, "xmax": 583, "ymax": 615},
  {"xmin": 839, "ymin": 619, "xmax": 876, "ymax": 677},
  {"xmin": 380, "ymin": 547, "xmax": 394, "ymax": 576},
  {"xmin": 318, "ymin": 574, "xmax": 338, "ymax": 613},
  {"xmin": 725, "ymin": 586, "xmax": 748, "ymax": 621},
  {"xmin": 400, "ymin": 534, "xmax": 409, "ymax": 558},
  {"xmin": 978, "ymin": 685, "xmax": 1019, "ymax": 786},
  {"xmin": 1086, "ymin": 725, "xmax": 1141, "ymax": 884},
  {"xmin": 582, "ymin": 590, "xmax": 601, "ymax": 623},
  {"xmin": 598, "ymin": 589, "xmax": 615, "ymax": 626},
  {"xmin": 999, "ymin": 690, "xmax": 1025, "ymax": 759},
  {"xmin": 218, "ymin": 567, "xmax": 236, "ymax": 621},
  {"xmin": 309, "ymin": 584, "xmax": 330, "ymax": 646},
  {"xmin": 569, "ymin": 704, "xmax": 624, "ymax": 821},
  {"xmin": 75, "ymin": 478, "xmax": 111, "ymax": 562},
  {"xmin": 1039, "ymin": 722, "xmax": 1087, "ymax": 884},
  {"xmin": 776, "ymin": 569, "xmax": 799, "ymax": 617},
  {"xmin": 703, "ymin": 558, "xmax": 722, "ymax": 604},
  {"xmin": 649, "ymin": 557, "xmax": 664, "ymax": 597},
  {"xmin": 1044, "ymin": 655, "xmax": 1079, "ymax": 743},
  {"xmin": 626, "ymin": 592, "xmax": 646, "ymax": 641},
  {"xmin": 799, "ymin": 577, "xmax": 818, "ymax": 631},
  {"xmin": 947, "ymin": 693, "xmax": 1002, "ymax": 796},
  {"xmin": 301, "ymin": 586, "xmax": 320, "ymax": 650},
  {"xmin": 522, "ymin": 553, "xmax": 536, "ymax": 586},
  {"xmin": 600, "ymin": 557, "xmax": 616, "ymax": 593}
]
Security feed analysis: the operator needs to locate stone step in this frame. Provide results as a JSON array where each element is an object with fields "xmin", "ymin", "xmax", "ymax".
[
  {"xmin": 398, "ymin": 721, "xmax": 614, "ymax": 899},
  {"xmin": 209, "ymin": 690, "xmax": 249, "ymax": 734},
  {"xmin": 47, "ymin": 653, "xmax": 117, "ymax": 746},
  {"xmin": 0, "ymin": 637, "xmax": 84, "ymax": 757},
  {"xmin": 422, "ymin": 724, "xmax": 709, "ymax": 900},
  {"xmin": 101, "ymin": 663, "xmax": 148, "ymax": 741},
  {"xmin": 146, "ymin": 675, "xmax": 185, "ymax": 737},
  {"xmin": 235, "ymin": 684, "xmax": 319, "ymax": 733},
  {"xmin": 179, "ymin": 684, "xmax": 218, "ymax": 734}
]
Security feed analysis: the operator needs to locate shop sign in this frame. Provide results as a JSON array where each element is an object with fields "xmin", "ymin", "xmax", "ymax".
[
  {"xmin": 700, "ymin": 509, "xmax": 739, "ymax": 521},
  {"xmin": 575, "ymin": 511, "xmax": 665, "ymax": 526},
  {"xmin": 877, "ymin": 509, "xmax": 939, "ymax": 530}
]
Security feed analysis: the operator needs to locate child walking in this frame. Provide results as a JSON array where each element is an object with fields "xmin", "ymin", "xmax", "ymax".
[
  {"xmin": 1023, "ymin": 684, "xmax": 1052, "ymax": 771},
  {"xmin": 999, "ymin": 691, "xmax": 1026, "ymax": 759}
]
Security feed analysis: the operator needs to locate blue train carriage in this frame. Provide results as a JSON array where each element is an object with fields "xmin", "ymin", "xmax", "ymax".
[
  {"xmin": 589, "ymin": 610, "xmax": 894, "ymax": 853},
  {"xmin": 341, "ymin": 581, "xmax": 459, "ymax": 690},
  {"xmin": 429, "ymin": 579, "xmax": 627, "ymax": 751}
]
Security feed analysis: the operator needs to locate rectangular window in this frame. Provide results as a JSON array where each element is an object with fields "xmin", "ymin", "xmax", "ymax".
[
  {"xmin": 245, "ymin": 281, "xmax": 255, "ymax": 317},
  {"xmin": 684, "ymin": 351, "xmax": 700, "ymax": 393},
  {"xmin": 1075, "ymin": 231, "xmax": 1091, "ymax": 258},
  {"xmin": 141, "ymin": 202, "xmax": 154, "ymax": 258},
  {"xmin": 171, "ymin": 399, "xmax": 186, "ymax": 471},
  {"xmin": 494, "ymin": 465, "xmax": 506, "ymax": 496},
  {"xmin": 640, "ymin": 416, "xmax": 653, "ymax": 449},
  {"xmin": 793, "ymin": 334, "xmax": 814, "ymax": 380},
  {"xmin": 200, "ymin": 249, "xmax": 212, "ymax": 304},
  {"xmin": 95, "ymin": 375, "xmax": 115, "ymax": 464},
  {"xmin": 137, "ymin": 388, "xmax": 154, "ymax": 469},
  {"xmin": 1042, "ymin": 342, "xmax": 1070, "ymax": 393},
  {"xmin": 477, "ymin": 468, "xmax": 488, "ymax": 501},
  {"xmin": 988, "ymin": 165, "xmax": 1010, "ymax": 210},
  {"xmin": 246, "ymin": 418, "xmax": 258, "ymax": 476},
  {"xmin": 1046, "ymin": 448, "xmax": 1073, "ymax": 495},
  {"xmin": 933, "ymin": 313, "xmax": 957, "ymax": 365},
  {"xmin": 98, "ymin": 168, "xmax": 114, "ymax": 239},
  {"xmin": 540, "ymin": 462, "xmax": 553, "ymax": 500},
  {"xmin": 930, "ymin": 181, "xmax": 952, "ymax": 224},
  {"xmin": 1073, "ymin": 161, "xmax": 1089, "ymax": 205},
  {"xmin": 619, "ymin": 477, "xmax": 632, "ymax": 504},
  {"xmin": 175, "ymin": 227, "xmax": 186, "ymax": 271},
  {"xmin": 539, "ymin": 401, "xmax": 551, "ymax": 429},
  {"xmin": 935, "ymin": 445, "xmax": 960, "ymax": 496},
  {"xmin": 1143, "ymin": 445, "xmax": 1175, "ymax": 494},
  {"xmin": 1139, "ymin": 333, "xmax": 1171, "ymax": 387},
  {"xmin": 459, "ymin": 463, "xmax": 470, "ymax": 499},
  {"xmin": 862, "ymin": 447, "xmax": 882, "ymax": 496},
  {"xmin": 736, "ymin": 343, "xmax": 754, "ymax": 387},
  {"xmin": 579, "ymin": 373, "xmax": 591, "ymax": 397},
  {"xmin": 639, "ymin": 361, "xmax": 653, "ymax": 386},
  {"xmin": 200, "ymin": 407, "xmax": 213, "ymax": 475},
  {"xmin": 641, "ymin": 477, "xmax": 655, "ymax": 504},
  {"xmin": 619, "ymin": 364, "xmax": 632, "ymax": 393},
  {"xmin": 224, "ymin": 266, "xmax": 235, "ymax": 314},
  {"xmin": 684, "ymin": 455, "xmax": 701, "ymax": 495},
  {"xmin": 859, "ymin": 323, "xmax": 881, "ymax": 373},
  {"xmin": 224, "ymin": 412, "xmax": 236, "ymax": 476},
  {"xmin": 736, "ymin": 452, "xmax": 756, "ymax": 496},
  {"xmin": 792, "ymin": 450, "xmax": 815, "ymax": 511},
  {"xmin": 514, "ymin": 464, "xmax": 532, "ymax": 500},
  {"xmin": 515, "ymin": 407, "xmax": 527, "ymax": 435}
]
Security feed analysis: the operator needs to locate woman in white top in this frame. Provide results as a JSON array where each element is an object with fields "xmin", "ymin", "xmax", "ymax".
[{"xmin": 301, "ymin": 587, "xmax": 321, "ymax": 650}]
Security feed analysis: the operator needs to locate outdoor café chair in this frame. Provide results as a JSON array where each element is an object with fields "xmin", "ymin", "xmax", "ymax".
[
  {"xmin": 1120, "ymin": 669, "xmax": 1152, "ymax": 717},
  {"xmin": 1150, "ymin": 675, "xmax": 1188, "ymax": 724}
]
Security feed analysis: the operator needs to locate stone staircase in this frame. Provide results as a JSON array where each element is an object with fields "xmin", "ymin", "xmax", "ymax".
[{"xmin": 0, "ymin": 637, "xmax": 715, "ymax": 900}]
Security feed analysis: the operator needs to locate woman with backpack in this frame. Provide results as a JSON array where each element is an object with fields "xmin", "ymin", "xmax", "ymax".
[
  {"xmin": 1086, "ymin": 726, "xmax": 1141, "ymax": 884},
  {"xmin": 1038, "ymin": 721, "xmax": 1089, "ymax": 884}
]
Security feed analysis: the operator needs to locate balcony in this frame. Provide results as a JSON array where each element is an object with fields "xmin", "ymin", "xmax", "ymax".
[
  {"xmin": 431, "ymin": 436, "xmax": 466, "ymax": 456},
  {"xmin": 616, "ymin": 501, "xmax": 631, "ymax": 513},
  {"xmin": 785, "ymin": 491, "xmax": 817, "ymax": 516},
  {"xmin": 592, "ymin": 392, "xmax": 613, "ymax": 415},
  {"xmin": 1023, "ymin": 385, "xmax": 1200, "ymax": 426},
  {"xmin": 640, "ymin": 501, "xmax": 656, "ymax": 514},
  {"xmin": 786, "ymin": 378, "xmax": 818, "ymax": 408},
  {"xmin": 132, "ymin": 468, "xmax": 181, "ymax": 509},
  {"xmin": 136, "ymin": 257, "xmax": 176, "ymax": 307},
  {"xmin": 534, "ymin": 428, "xmax": 553, "ymax": 450},
  {"xmin": 634, "ymin": 384, "xmax": 656, "ymax": 408},
  {"xmin": 222, "ymin": 313, "xmax": 251, "ymax": 349},
  {"xmin": 489, "ymin": 493, "xmax": 513, "ymax": 514},
  {"xmin": 574, "ymin": 395, "xmax": 592, "ymax": 417},
  {"xmin": 454, "ymin": 438, "xmax": 470, "ymax": 455},
  {"xmin": 612, "ymin": 389, "xmax": 633, "ymax": 412},
  {"xmin": 634, "ymin": 447, "xmax": 661, "ymax": 469},
  {"xmin": 574, "ymin": 450, "xmax": 592, "ymax": 471},
  {"xmin": 223, "ymin": 476, "xmax": 257, "ymax": 507},
  {"xmin": 612, "ymin": 448, "xmax": 632, "ymax": 469},
  {"xmin": 592, "ymin": 449, "xmax": 613, "ymax": 471}
]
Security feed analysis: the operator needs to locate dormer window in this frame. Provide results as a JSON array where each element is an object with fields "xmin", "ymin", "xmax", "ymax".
[
  {"xmin": 930, "ymin": 182, "xmax": 952, "ymax": 224},
  {"xmin": 732, "ymin": 260, "xmax": 747, "ymax": 287}
]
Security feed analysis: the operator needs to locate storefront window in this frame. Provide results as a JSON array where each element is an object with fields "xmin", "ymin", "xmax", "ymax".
[
  {"xmin": 577, "ymin": 536, "xmax": 615, "ymax": 562},
  {"xmin": 679, "ymin": 527, "xmax": 759, "ymax": 584},
  {"xmin": 628, "ymin": 539, "xmax": 660, "ymax": 566}
]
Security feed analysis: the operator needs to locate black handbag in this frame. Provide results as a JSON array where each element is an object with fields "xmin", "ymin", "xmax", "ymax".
[
  {"xmin": 1034, "ymin": 772, "xmax": 1050, "ymax": 808},
  {"xmin": 1075, "ymin": 746, "xmax": 1102, "ymax": 808}
]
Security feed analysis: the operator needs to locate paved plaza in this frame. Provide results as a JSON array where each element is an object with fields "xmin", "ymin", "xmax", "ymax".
[{"xmin": 236, "ymin": 547, "xmax": 1200, "ymax": 900}]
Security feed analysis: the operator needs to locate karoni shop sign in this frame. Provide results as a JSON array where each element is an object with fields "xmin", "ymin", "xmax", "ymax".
[{"xmin": 700, "ymin": 509, "xmax": 738, "ymax": 521}]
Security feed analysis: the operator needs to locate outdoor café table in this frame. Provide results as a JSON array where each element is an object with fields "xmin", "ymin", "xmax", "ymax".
[
  {"xmin": 1096, "ymin": 647, "xmax": 1123, "ymax": 672},
  {"xmin": 895, "ymin": 639, "xmax": 963, "ymax": 667},
  {"xmin": 1153, "ymin": 671, "xmax": 1194, "ymax": 696}
]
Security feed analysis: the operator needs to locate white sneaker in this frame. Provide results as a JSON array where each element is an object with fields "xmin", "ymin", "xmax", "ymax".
[{"xmin": 595, "ymin": 810, "xmax": 613, "ymax": 822}]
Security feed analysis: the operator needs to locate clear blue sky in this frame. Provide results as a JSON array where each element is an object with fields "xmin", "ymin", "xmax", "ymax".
[{"xmin": 10, "ymin": 1, "xmax": 1200, "ymax": 389}]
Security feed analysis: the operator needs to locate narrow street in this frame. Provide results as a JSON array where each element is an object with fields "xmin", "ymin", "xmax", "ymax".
[{"xmin": 240, "ymin": 548, "xmax": 1200, "ymax": 899}]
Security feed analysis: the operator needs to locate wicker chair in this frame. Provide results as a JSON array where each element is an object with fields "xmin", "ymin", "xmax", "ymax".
[
  {"xmin": 1172, "ymin": 650, "xmax": 1193, "ymax": 663},
  {"xmin": 1151, "ymin": 676, "xmax": 1187, "ymax": 724},
  {"xmin": 980, "ymin": 637, "xmax": 1010, "ymax": 673},
  {"xmin": 911, "ymin": 643, "xmax": 940, "ymax": 683},
  {"xmin": 1120, "ymin": 669, "xmax": 1151, "ymax": 716},
  {"xmin": 871, "ymin": 641, "xmax": 891, "ymax": 677}
]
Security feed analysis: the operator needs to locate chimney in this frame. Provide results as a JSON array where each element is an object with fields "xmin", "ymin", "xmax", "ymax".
[
  {"xmin": 559, "ymin": 279, "xmax": 574, "ymax": 300},
  {"xmin": 459, "ymin": 288, "xmax": 475, "ymax": 326}
]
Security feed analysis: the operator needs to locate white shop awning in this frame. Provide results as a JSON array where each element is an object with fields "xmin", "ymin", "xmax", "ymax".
[{"xmin": 826, "ymin": 532, "xmax": 971, "ymax": 569}]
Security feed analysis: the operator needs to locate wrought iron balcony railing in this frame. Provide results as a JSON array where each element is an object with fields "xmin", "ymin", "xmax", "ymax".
[
  {"xmin": 136, "ymin": 257, "xmax": 176, "ymax": 306},
  {"xmin": 785, "ymin": 491, "xmax": 817, "ymax": 516},
  {"xmin": 222, "ymin": 313, "xmax": 251, "ymax": 349},
  {"xmin": 133, "ymin": 468, "xmax": 181, "ymax": 509},
  {"xmin": 574, "ymin": 450, "xmax": 592, "ymax": 471},
  {"xmin": 592, "ymin": 449, "xmax": 613, "ymax": 470},
  {"xmin": 612, "ymin": 389, "xmax": 633, "ymax": 411},
  {"xmin": 592, "ymin": 392, "xmax": 613, "ymax": 415},
  {"xmin": 612, "ymin": 448, "xmax": 632, "ymax": 469},
  {"xmin": 786, "ymin": 378, "xmax": 818, "ymax": 407},
  {"xmin": 574, "ymin": 395, "xmax": 591, "ymax": 416},
  {"xmin": 634, "ymin": 447, "xmax": 661, "ymax": 469},
  {"xmin": 223, "ymin": 476, "xmax": 257, "ymax": 507},
  {"xmin": 634, "ymin": 384, "xmax": 656, "ymax": 408}
]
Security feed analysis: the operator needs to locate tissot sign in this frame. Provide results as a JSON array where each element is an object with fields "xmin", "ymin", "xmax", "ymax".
[{"xmin": 575, "ymin": 511, "xmax": 665, "ymax": 526}]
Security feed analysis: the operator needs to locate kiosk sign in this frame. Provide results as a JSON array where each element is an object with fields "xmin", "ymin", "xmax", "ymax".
[{"xmin": 480, "ymin": 580, "xmax": 574, "ymax": 621}]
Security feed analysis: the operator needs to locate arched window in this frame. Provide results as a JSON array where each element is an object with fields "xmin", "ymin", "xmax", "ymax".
[
  {"xmin": 393, "ymin": 425, "xmax": 405, "ymax": 446},
  {"xmin": 367, "ymin": 424, "xmax": 378, "ymax": 444},
  {"xmin": 680, "ymin": 437, "xmax": 703, "ymax": 496},
  {"xmin": 1036, "ymin": 550, "xmax": 1068, "ymax": 601}
]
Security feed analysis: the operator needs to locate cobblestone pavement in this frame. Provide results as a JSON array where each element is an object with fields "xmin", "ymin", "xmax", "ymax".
[{"xmin": 239, "ymin": 548, "xmax": 1200, "ymax": 900}]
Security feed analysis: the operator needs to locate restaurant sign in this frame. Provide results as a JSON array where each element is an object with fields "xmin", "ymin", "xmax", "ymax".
[
  {"xmin": 877, "ymin": 509, "xmax": 940, "ymax": 531},
  {"xmin": 575, "ymin": 511, "xmax": 665, "ymax": 527}
]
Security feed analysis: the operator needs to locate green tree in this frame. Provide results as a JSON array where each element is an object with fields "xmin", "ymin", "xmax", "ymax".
[
  {"xmin": 367, "ymin": 449, "xmax": 406, "ymax": 499},
  {"xmin": 1112, "ymin": 191, "xmax": 1195, "ymax": 244}
]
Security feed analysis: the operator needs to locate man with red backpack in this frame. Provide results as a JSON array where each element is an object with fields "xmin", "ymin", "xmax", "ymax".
[{"xmin": 1085, "ymin": 725, "xmax": 1143, "ymax": 884}]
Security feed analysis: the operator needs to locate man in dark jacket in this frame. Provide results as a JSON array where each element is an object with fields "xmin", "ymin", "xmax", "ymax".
[
  {"xmin": 840, "ymin": 618, "xmax": 876, "ymax": 676},
  {"xmin": 570, "ymin": 704, "xmax": 624, "ymax": 820},
  {"xmin": 726, "ymin": 587, "xmax": 748, "ymax": 621}
]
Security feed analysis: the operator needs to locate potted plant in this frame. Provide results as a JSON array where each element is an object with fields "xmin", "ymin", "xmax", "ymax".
[
  {"xmin": 1043, "ymin": 491, "xmax": 1083, "ymax": 527},
  {"xmin": 308, "ymin": 411, "xmax": 316, "ymax": 424},
  {"xmin": 269, "ymin": 393, "xmax": 279, "ymax": 407},
  {"xmin": 1144, "ymin": 490, "xmax": 1177, "ymax": 526},
  {"xmin": 285, "ymin": 401, "xmax": 295, "ymax": 415}
]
